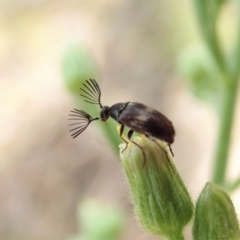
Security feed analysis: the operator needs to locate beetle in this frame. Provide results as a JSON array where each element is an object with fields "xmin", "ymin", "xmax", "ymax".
[{"xmin": 69, "ymin": 79, "xmax": 175, "ymax": 167}]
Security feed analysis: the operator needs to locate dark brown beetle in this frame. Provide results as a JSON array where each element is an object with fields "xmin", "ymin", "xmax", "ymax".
[{"xmin": 69, "ymin": 79, "xmax": 175, "ymax": 167}]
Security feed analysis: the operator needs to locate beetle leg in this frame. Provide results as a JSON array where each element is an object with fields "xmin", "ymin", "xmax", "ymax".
[
  {"xmin": 119, "ymin": 124, "xmax": 129, "ymax": 153},
  {"xmin": 150, "ymin": 138, "xmax": 175, "ymax": 173},
  {"xmin": 167, "ymin": 143, "xmax": 174, "ymax": 157},
  {"xmin": 127, "ymin": 130, "xmax": 146, "ymax": 168}
]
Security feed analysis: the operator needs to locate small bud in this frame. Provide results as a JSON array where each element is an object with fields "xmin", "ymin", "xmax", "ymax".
[
  {"xmin": 120, "ymin": 135, "xmax": 193, "ymax": 239},
  {"xmin": 193, "ymin": 182, "xmax": 240, "ymax": 240}
]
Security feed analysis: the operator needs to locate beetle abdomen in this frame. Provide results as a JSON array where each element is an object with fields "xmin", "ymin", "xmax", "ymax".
[{"xmin": 118, "ymin": 102, "xmax": 175, "ymax": 144}]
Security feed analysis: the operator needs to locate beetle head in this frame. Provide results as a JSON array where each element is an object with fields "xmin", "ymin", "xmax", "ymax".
[
  {"xmin": 100, "ymin": 106, "xmax": 110, "ymax": 122},
  {"xmin": 69, "ymin": 79, "xmax": 110, "ymax": 138}
]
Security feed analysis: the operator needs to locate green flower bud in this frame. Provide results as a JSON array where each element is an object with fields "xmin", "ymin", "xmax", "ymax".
[
  {"xmin": 193, "ymin": 182, "xmax": 240, "ymax": 240},
  {"xmin": 120, "ymin": 135, "xmax": 193, "ymax": 239}
]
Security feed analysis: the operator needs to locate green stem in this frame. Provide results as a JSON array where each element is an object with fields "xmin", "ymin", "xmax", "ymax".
[
  {"xmin": 212, "ymin": 3, "xmax": 240, "ymax": 185},
  {"xmin": 169, "ymin": 233, "xmax": 185, "ymax": 240},
  {"xmin": 227, "ymin": 176, "xmax": 240, "ymax": 192},
  {"xmin": 193, "ymin": 0, "xmax": 240, "ymax": 187},
  {"xmin": 212, "ymin": 78, "xmax": 238, "ymax": 185},
  {"xmin": 193, "ymin": 0, "xmax": 227, "ymax": 77},
  {"xmin": 213, "ymin": 4, "xmax": 240, "ymax": 190}
]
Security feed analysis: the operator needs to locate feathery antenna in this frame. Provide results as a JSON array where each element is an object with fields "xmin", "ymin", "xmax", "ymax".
[{"xmin": 69, "ymin": 109, "xmax": 99, "ymax": 138}]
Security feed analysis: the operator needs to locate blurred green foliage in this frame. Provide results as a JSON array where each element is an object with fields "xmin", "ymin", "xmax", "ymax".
[
  {"xmin": 179, "ymin": 0, "xmax": 240, "ymax": 190},
  {"xmin": 67, "ymin": 200, "xmax": 125, "ymax": 240},
  {"xmin": 62, "ymin": 45, "xmax": 99, "ymax": 95},
  {"xmin": 179, "ymin": 43, "xmax": 224, "ymax": 113}
]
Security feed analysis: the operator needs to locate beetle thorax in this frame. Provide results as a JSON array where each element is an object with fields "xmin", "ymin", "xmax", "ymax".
[{"xmin": 100, "ymin": 106, "xmax": 110, "ymax": 122}]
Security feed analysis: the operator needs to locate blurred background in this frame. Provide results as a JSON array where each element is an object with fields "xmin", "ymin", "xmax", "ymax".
[{"xmin": 0, "ymin": 0, "xmax": 239, "ymax": 239}]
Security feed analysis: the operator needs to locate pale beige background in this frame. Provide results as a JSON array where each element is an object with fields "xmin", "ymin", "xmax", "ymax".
[{"xmin": 0, "ymin": 0, "xmax": 239, "ymax": 239}]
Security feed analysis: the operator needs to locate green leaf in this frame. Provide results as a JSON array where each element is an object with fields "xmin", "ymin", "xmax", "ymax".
[{"xmin": 178, "ymin": 44, "xmax": 224, "ymax": 112}]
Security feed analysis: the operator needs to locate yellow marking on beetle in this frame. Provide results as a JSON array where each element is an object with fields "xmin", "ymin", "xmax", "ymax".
[{"xmin": 116, "ymin": 125, "xmax": 129, "ymax": 143}]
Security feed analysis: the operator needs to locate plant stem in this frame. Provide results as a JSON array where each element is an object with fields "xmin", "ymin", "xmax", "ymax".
[
  {"xmin": 212, "ymin": 78, "xmax": 238, "ymax": 185},
  {"xmin": 193, "ymin": 0, "xmax": 227, "ymax": 78},
  {"xmin": 212, "ymin": 3, "xmax": 240, "ymax": 185},
  {"xmin": 193, "ymin": 0, "xmax": 240, "ymax": 187},
  {"xmin": 169, "ymin": 233, "xmax": 185, "ymax": 240},
  {"xmin": 228, "ymin": 176, "xmax": 240, "ymax": 192}
]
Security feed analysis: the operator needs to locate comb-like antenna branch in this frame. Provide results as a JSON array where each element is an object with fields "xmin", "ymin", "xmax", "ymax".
[
  {"xmin": 80, "ymin": 79, "xmax": 102, "ymax": 108},
  {"xmin": 68, "ymin": 109, "xmax": 99, "ymax": 138}
]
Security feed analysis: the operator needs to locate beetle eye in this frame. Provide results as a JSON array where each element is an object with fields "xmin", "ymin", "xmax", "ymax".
[{"xmin": 100, "ymin": 106, "xmax": 109, "ymax": 122}]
